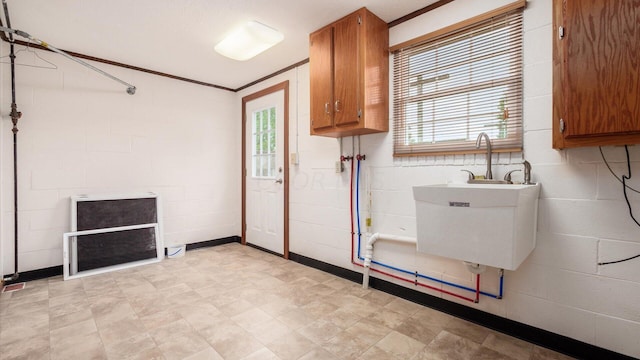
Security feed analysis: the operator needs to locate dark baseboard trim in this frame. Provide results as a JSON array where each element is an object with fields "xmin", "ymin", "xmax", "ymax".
[
  {"xmin": 3, "ymin": 236, "xmax": 242, "ymax": 285},
  {"xmin": 288, "ymin": 252, "xmax": 634, "ymax": 360},
  {"xmin": 288, "ymin": 252, "xmax": 362, "ymax": 283},
  {"xmin": 245, "ymin": 242, "xmax": 284, "ymax": 258},
  {"xmin": 185, "ymin": 236, "xmax": 241, "ymax": 251},
  {"xmin": 3, "ymin": 265, "xmax": 63, "ymax": 285}
]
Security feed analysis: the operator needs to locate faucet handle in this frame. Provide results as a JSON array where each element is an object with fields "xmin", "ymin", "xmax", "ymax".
[
  {"xmin": 461, "ymin": 169, "xmax": 475, "ymax": 181},
  {"xmin": 504, "ymin": 169, "xmax": 521, "ymax": 184}
]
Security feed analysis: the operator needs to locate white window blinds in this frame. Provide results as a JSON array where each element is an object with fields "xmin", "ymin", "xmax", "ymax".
[{"xmin": 392, "ymin": 4, "xmax": 524, "ymax": 156}]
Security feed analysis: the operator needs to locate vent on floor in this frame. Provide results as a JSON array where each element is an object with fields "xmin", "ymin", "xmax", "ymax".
[{"xmin": 2, "ymin": 282, "xmax": 25, "ymax": 293}]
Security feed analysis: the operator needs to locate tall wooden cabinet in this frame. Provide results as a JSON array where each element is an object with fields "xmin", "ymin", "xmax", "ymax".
[
  {"xmin": 553, "ymin": 0, "xmax": 640, "ymax": 149},
  {"xmin": 310, "ymin": 8, "xmax": 389, "ymax": 137}
]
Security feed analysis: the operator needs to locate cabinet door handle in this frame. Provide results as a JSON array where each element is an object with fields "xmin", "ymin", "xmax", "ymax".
[
  {"xmin": 334, "ymin": 100, "xmax": 341, "ymax": 112},
  {"xmin": 324, "ymin": 103, "xmax": 330, "ymax": 114}
]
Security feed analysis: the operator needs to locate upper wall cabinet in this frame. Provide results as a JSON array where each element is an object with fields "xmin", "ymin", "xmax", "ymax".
[
  {"xmin": 553, "ymin": 0, "xmax": 640, "ymax": 149},
  {"xmin": 309, "ymin": 8, "xmax": 389, "ymax": 138}
]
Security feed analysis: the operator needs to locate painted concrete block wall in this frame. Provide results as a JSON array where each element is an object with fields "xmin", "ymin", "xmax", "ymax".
[
  {"xmin": 0, "ymin": 48, "xmax": 241, "ymax": 275},
  {"xmin": 240, "ymin": 0, "xmax": 640, "ymax": 357}
]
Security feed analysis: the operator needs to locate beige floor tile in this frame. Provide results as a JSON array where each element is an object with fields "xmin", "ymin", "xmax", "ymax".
[
  {"xmin": 531, "ymin": 345, "xmax": 577, "ymax": 360},
  {"xmin": 149, "ymin": 319, "xmax": 193, "ymax": 344},
  {"xmin": 361, "ymin": 289, "xmax": 397, "ymax": 307},
  {"xmin": 218, "ymin": 298, "xmax": 255, "ymax": 317},
  {"xmin": 259, "ymin": 297, "xmax": 298, "ymax": 317},
  {"xmin": 182, "ymin": 346, "xmax": 224, "ymax": 360},
  {"xmin": 245, "ymin": 318, "xmax": 293, "ymax": 345},
  {"xmin": 0, "ymin": 312, "xmax": 49, "ymax": 346},
  {"xmin": 50, "ymin": 308, "xmax": 94, "ymax": 331},
  {"xmin": 48, "ymin": 278, "xmax": 85, "ymax": 299},
  {"xmin": 444, "ymin": 317, "xmax": 492, "ymax": 344},
  {"xmin": 383, "ymin": 297, "xmax": 424, "ymax": 316},
  {"xmin": 92, "ymin": 301, "xmax": 137, "ymax": 328},
  {"xmin": 240, "ymin": 347, "xmax": 281, "ymax": 360},
  {"xmin": 393, "ymin": 314, "xmax": 441, "ymax": 344},
  {"xmin": 50, "ymin": 318, "xmax": 98, "ymax": 345},
  {"xmin": 413, "ymin": 330, "xmax": 482, "ymax": 360},
  {"xmin": 208, "ymin": 328, "xmax": 264, "ymax": 360},
  {"xmin": 266, "ymin": 330, "xmax": 317, "ymax": 360},
  {"xmin": 128, "ymin": 292, "xmax": 173, "ymax": 318},
  {"xmin": 356, "ymin": 345, "xmax": 400, "ymax": 360},
  {"xmin": 5, "ymin": 299, "xmax": 50, "ymax": 317},
  {"xmin": 139, "ymin": 310, "xmax": 183, "ymax": 331},
  {"xmin": 104, "ymin": 332, "xmax": 157, "ymax": 359},
  {"xmin": 182, "ymin": 308, "xmax": 225, "ymax": 331},
  {"xmin": 0, "ymin": 244, "xmax": 579, "ymax": 360},
  {"xmin": 49, "ymin": 292, "xmax": 90, "ymax": 318},
  {"xmin": 483, "ymin": 332, "xmax": 534, "ymax": 360},
  {"xmin": 49, "ymin": 332, "xmax": 106, "ymax": 360},
  {"xmin": 157, "ymin": 331, "xmax": 211, "ymax": 360},
  {"xmin": 299, "ymin": 347, "xmax": 340, "ymax": 360},
  {"xmin": 276, "ymin": 308, "xmax": 315, "ymax": 330},
  {"xmin": 322, "ymin": 331, "xmax": 373, "ymax": 360},
  {"xmin": 344, "ymin": 318, "xmax": 392, "ymax": 346},
  {"xmin": 298, "ymin": 318, "xmax": 344, "ymax": 344},
  {"xmin": 98, "ymin": 316, "xmax": 146, "ymax": 346},
  {"xmin": 301, "ymin": 300, "xmax": 340, "ymax": 319},
  {"xmin": 366, "ymin": 306, "xmax": 408, "ymax": 329},
  {"xmin": 414, "ymin": 306, "xmax": 454, "ymax": 327},
  {"xmin": 474, "ymin": 346, "xmax": 520, "ymax": 360},
  {"xmin": 120, "ymin": 347, "xmax": 166, "ymax": 360},
  {"xmin": 322, "ymin": 307, "xmax": 362, "ymax": 329},
  {"xmin": 231, "ymin": 307, "xmax": 273, "ymax": 332},
  {"xmin": 0, "ymin": 333, "xmax": 49, "ymax": 360},
  {"xmin": 374, "ymin": 330, "xmax": 426, "ymax": 359}
]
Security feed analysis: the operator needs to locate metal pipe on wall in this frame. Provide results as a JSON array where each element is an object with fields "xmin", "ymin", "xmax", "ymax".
[{"xmin": 2, "ymin": 0, "xmax": 20, "ymax": 282}]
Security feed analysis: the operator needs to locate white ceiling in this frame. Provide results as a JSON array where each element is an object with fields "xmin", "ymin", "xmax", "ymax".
[{"xmin": 1, "ymin": 0, "xmax": 439, "ymax": 90}]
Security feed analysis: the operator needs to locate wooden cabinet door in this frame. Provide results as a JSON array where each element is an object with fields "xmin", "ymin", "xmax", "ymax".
[
  {"xmin": 310, "ymin": 26, "xmax": 334, "ymax": 131},
  {"xmin": 333, "ymin": 12, "xmax": 360, "ymax": 127},
  {"xmin": 554, "ymin": 0, "xmax": 640, "ymax": 147}
]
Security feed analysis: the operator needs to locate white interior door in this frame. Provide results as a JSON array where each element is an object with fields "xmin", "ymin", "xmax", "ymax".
[{"xmin": 245, "ymin": 90, "xmax": 285, "ymax": 255}]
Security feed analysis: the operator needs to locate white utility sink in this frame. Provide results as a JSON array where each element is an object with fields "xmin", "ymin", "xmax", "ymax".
[{"xmin": 413, "ymin": 182, "xmax": 541, "ymax": 271}]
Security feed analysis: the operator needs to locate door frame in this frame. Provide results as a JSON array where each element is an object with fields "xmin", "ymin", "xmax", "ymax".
[{"xmin": 241, "ymin": 81, "xmax": 289, "ymax": 259}]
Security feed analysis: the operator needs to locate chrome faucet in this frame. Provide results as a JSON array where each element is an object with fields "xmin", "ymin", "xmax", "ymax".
[
  {"xmin": 523, "ymin": 160, "xmax": 533, "ymax": 184},
  {"xmin": 475, "ymin": 132, "xmax": 492, "ymax": 179}
]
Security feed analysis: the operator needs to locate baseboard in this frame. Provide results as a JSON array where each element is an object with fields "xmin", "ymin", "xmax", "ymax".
[
  {"xmin": 3, "ymin": 265, "xmax": 63, "ymax": 285},
  {"xmin": 185, "ymin": 236, "xmax": 241, "ymax": 250},
  {"xmin": 245, "ymin": 242, "xmax": 284, "ymax": 258},
  {"xmin": 287, "ymin": 252, "xmax": 634, "ymax": 360},
  {"xmin": 3, "ymin": 236, "xmax": 242, "ymax": 285}
]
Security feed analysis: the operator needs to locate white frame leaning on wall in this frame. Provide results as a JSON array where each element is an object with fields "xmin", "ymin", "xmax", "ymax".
[{"xmin": 63, "ymin": 193, "xmax": 164, "ymax": 281}]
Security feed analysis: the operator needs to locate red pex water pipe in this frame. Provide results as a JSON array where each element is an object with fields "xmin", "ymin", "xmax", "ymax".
[
  {"xmin": 352, "ymin": 261, "xmax": 476, "ymax": 303},
  {"xmin": 346, "ymin": 154, "xmax": 479, "ymax": 303},
  {"xmin": 349, "ymin": 157, "xmax": 355, "ymax": 264}
]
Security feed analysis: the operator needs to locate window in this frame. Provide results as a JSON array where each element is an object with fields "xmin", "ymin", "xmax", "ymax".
[
  {"xmin": 252, "ymin": 106, "xmax": 277, "ymax": 178},
  {"xmin": 392, "ymin": 5, "xmax": 524, "ymax": 156}
]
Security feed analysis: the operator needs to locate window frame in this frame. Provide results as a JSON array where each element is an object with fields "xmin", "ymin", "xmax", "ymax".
[
  {"xmin": 251, "ymin": 105, "xmax": 278, "ymax": 179},
  {"xmin": 391, "ymin": 1, "xmax": 525, "ymax": 157}
]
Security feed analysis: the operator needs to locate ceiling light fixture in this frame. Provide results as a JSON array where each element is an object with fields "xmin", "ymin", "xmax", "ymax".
[{"xmin": 214, "ymin": 21, "xmax": 284, "ymax": 61}]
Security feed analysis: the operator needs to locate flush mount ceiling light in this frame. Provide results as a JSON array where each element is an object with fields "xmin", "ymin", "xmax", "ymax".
[{"xmin": 214, "ymin": 21, "xmax": 284, "ymax": 61}]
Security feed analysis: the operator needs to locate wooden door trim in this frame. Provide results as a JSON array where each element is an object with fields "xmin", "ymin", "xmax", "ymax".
[{"xmin": 241, "ymin": 81, "xmax": 290, "ymax": 259}]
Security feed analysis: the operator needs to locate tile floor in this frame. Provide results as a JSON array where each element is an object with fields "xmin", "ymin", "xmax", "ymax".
[{"xmin": 0, "ymin": 243, "xmax": 576, "ymax": 360}]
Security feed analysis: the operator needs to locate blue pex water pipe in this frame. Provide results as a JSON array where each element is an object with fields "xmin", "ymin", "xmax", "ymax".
[{"xmin": 354, "ymin": 156, "xmax": 503, "ymax": 300}]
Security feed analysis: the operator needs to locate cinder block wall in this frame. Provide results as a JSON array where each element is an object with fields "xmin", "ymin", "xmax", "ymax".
[{"xmin": 240, "ymin": 0, "xmax": 640, "ymax": 357}]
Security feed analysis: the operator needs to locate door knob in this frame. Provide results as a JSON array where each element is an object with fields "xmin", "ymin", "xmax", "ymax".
[{"xmin": 275, "ymin": 178, "xmax": 283, "ymax": 184}]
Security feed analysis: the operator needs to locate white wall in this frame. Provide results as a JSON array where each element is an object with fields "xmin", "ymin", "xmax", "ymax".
[
  {"xmin": 241, "ymin": 0, "xmax": 640, "ymax": 357},
  {"xmin": 0, "ymin": 46, "xmax": 241, "ymax": 275}
]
